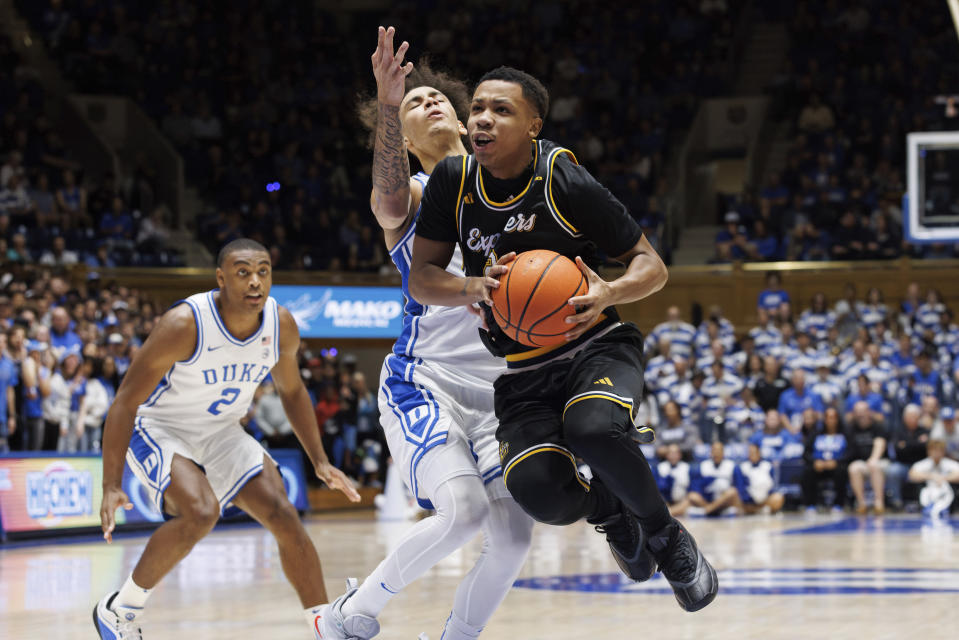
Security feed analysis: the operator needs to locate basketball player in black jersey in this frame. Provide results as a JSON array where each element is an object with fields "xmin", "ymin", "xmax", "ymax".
[{"xmin": 410, "ymin": 67, "xmax": 718, "ymax": 612}]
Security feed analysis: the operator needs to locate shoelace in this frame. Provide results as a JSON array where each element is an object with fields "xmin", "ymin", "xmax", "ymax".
[
  {"xmin": 594, "ymin": 515, "xmax": 638, "ymax": 553},
  {"xmin": 112, "ymin": 613, "xmax": 143, "ymax": 640},
  {"xmin": 657, "ymin": 527, "xmax": 698, "ymax": 582}
]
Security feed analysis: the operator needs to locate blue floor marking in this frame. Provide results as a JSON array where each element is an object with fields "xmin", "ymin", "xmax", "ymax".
[
  {"xmin": 514, "ymin": 567, "xmax": 959, "ymax": 595},
  {"xmin": 781, "ymin": 516, "xmax": 959, "ymax": 535}
]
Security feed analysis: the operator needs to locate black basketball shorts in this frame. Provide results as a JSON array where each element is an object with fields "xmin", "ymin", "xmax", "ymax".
[{"xmin": 493, "ymin": 323, "xmax": 647, "ymax": 473}]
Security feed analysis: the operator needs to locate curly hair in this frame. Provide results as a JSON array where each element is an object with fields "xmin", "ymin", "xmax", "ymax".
[{"xmin": 356, "ymin": 58, "xmax": 471, "ymax": 150}]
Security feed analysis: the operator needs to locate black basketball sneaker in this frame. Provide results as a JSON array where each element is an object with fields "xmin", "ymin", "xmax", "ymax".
[
  {"xmin": 590, "ymin": 507, "xmax": 657, "ymax": 583},
  {"xmin": 647, "ymin": 518, "xmax": 719, "ymax": 612}
]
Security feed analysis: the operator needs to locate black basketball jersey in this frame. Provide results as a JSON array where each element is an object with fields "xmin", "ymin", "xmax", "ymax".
[{"xmin": 416, "ymin": 138, "xmax": 645, "ymax": 368}]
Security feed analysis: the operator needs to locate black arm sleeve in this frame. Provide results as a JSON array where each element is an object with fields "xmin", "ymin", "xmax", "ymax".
[
  {"xmin": 413, "ymin": 155, "xmax": 462, "ymax": 243},
  {"xmin": 550, "ymin": 156, "xmax": 645, "ymax": 259}
]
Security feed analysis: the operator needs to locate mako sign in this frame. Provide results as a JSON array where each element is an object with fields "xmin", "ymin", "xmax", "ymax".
[{"xmin": 270, "ymin": 285, "xmax": 404, "ymax": 338}]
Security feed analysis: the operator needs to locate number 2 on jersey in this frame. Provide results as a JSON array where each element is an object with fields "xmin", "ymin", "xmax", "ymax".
[{"xmin": 207, "ymin": 387, "xmax": 241, "ymax": 415}]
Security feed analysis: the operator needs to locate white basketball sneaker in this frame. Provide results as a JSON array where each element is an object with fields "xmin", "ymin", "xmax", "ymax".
[
  {"xmin": 93, "ymin": 592, "xmax": 144, "ymax": 639},
  {"xmin": 315, "ymin": 578, "xmax": 380, "ymax": 639}
]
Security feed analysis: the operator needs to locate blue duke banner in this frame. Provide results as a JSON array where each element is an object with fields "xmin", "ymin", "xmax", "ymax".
[{"xmin": 270, "ymin": 285, "xmax": 404, "ymax": 339}]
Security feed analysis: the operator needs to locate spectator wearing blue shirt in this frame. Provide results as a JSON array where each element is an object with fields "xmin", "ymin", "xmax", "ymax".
[
  {"xmin": 106, "ymin": 332, "xmax": 131, "ymax": 378},
  {"xmin": 688, "ymin": 442, "xmax": 743, "ymax": 516},
  {"xmin": 694, "ymin": 325, "xmax": 735, "ymax": 366},
  {"xmin": 859, "ymin": 287, "xmax": 888, "ymax": 335},
  {"xmin": 737, "ymin": 443, "xmax": 785, "ymax": 514},
  {"xmin": 646, "ymin": 306, "xmax": 697, "ymax": 359},
  {"xmin": 719, "ymin": 389, "xmax": 765, "ymax": 443},
  {"xmin": 750, "ymin": 410, "xmax": 804, "ymax": 461},
  {"xmin": 99, "ymin": 196, "xmax": 136, "ymax": 252},
  {"xmin": 49, "ymin": 306, "xmax": 82, "ymax": 358},
  {"xmin": 778, "ymin": 370, "xmax": 824, "ymax": 431},
  {"xmin": 645, "ymin": 339, "xmax": 677, "ymax": 395},
  {"xmin": 844, "ymin": 374, "xmax": 885, "ymax": 423},
  {"xmin": 801, "ymin": 407, "xmax": 848, "ymax": 511},
  {"xmin": 0, "ymin": 339, "xmax": 18, "ymax": 453},
  {"xmin": 757, "ymin": 271, "xmax": 791, "ymax": 313},
  {"xmin": 914, "ymin": 290, "xmax": 945, "ymax": 335},
  {"xmin": 655, "ymin": 443, "xmax": 692, "ymax": 516},
  {"xmin": 752, "ymin": 219, "xmax": 780, "ymax": 261},
  {"xmin": 900, "ymin": 282, "xmax": 921, "ymax": 323},
  {"xmin": 21, "ymin": 340, "xmax": 52, "ymax": 450},
  {"xmin": 797, "ymin": 293, "xmax": 836, "ymax": 347},
  {"xmin": 714, "ymin": 211, "xmax": 754, "ymax": 262},
  {"xmin": 749, "ymin": 308, "xmax": 784, "ymax": 357},
  {"xmin": 702, "ymin": 360, "xmax": 745, "ymax": 424},
  {"xmin": 888, "ymin": 333, "xmax": 917, "ymax": 380},
  {"xmin": 904, "ymin": 350, "xmax": 949, "ymax": 406},
  {"xmin": 810, "ymin": 360, "xmax": 843, "ymax": 407}
]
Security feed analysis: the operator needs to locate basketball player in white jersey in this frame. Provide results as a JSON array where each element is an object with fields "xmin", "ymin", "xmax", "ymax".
[
  {"xmin": 95, "ymin": 239, "xmax": 359, "ymax": 640},
  {"xmin": 315, "ymin": 28, "xmax": 534, "ymax": 640}
]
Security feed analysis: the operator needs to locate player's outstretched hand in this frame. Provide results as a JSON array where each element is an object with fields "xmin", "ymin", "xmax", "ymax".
[
  {"xmin": 315, "ymin": 462, "xmax": 362, "ymax": 502},
  {"xmin": 372, "ymin": 26, "xmax": 413, "ymax": 106},
  {"xmin": 100, "ymin": 485, "xmax": 133, "ymax": 543},
  {"xmin": 565, "ymin": 256, "xmax": 613, "ymax": 341}
]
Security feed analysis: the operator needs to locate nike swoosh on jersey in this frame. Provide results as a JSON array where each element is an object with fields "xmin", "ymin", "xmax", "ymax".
[{"xmin": 207, "ymin": 345, "xmax": 224, "ymax": 351}]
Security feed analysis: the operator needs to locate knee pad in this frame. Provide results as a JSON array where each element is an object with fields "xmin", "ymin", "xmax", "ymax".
[
  {"xmin": 504, "ymin": 446, "xmax": 590, "ymax": 526},
  {"xmin": 563, "ymin": 397, "xmax": 633, "ymax": 455}
]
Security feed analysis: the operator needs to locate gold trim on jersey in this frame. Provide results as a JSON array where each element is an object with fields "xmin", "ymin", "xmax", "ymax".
[
  {"xmin": 476, "ymin": 140, "xmax": 541, "ymax": 209},
  {"xmin": 454, "ymin": 155, "xmax": 468, "ymax": 235},
  {"xmin": 545, "ymin": 147, "xmax": 581, "ymax": 237},
  {"xmin": 504, "ymin": 313, "xmax": 608, "ymax": 363}
]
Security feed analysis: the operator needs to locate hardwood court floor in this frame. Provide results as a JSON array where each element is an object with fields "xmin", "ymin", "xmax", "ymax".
[{"xmin": 2, "ymin": 512, "xmax": 958, "ymax": 640}]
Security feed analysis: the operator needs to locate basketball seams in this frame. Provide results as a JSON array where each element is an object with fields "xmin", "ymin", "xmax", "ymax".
[
  {"xmin": 489, "ymin": 249, "xmax": 586, "ymax": 347},
  {"xmin": 503, "ymin": 255, "xmax": 516, "ymax": 326},
  {"xmin": 526, "ymin": 272, "xmax": 587, "ymax": 340},
  {"xmin": 516, "ymin": 252, "xmax": 562, "ymax": 345}
]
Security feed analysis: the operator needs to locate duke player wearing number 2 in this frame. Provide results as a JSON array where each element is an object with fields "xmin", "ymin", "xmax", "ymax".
[
  {"xmin": 94, "ymin": 239, "xmax": 359, "ymax": 640},
  {"xmin": 315, "ymin": 28, "xmax": 534, "ymax": 640},
  {"xmin": 410, "ymin": 67, "xmax": 718, "ymax": 611}
]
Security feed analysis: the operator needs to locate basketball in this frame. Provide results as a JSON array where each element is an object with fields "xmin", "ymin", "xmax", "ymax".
[{"xmin": 490, "ymin": 250, "xmax": 588, "ymax": 348}]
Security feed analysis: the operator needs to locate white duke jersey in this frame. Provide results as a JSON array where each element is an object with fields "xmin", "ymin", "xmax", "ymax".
[
  {"xmin": 694, "ymin": 458, "xmax": 737, "ymax": 502},
  {"xmin": 387, "ymin": 171, "xmax": 502, "ymax": 387},
  {"xmin": 136, "ymin": 290, "xmax": 280, "ymax": 432}
]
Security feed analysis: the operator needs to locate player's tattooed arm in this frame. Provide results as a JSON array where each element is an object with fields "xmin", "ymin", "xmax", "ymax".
[
  {"xmin": 370, "ymin": 26, "xmax": 417, "ymax": 230},
  {"xmin": 372, "ymin": 102, "xmax": 410, "ymax": 197}
]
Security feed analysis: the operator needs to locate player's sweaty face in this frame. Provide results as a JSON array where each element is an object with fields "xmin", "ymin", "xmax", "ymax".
[
  {"xmin": 468, "ymin": 80, "xmax": 539, "ymax": 174},
  {"xmin": 400, "ymin": 86, "xmax": 460, "ymax": 147},
  {"xmin": 218, "ymin": 250, "xmax": 272, "ymax": 311}
]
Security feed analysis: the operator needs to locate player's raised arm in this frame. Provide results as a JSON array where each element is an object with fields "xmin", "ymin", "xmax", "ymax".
[
  {"xmin": 271, "ymin": 306, "xmax": 360, "ymax": 502},
  {"xmin": 100, "ymin": 303, "xmax": 197, "ymax": 542},
  {"xmin": 370, "ymin": 26, "xmax": 419, "ymax": 231}
]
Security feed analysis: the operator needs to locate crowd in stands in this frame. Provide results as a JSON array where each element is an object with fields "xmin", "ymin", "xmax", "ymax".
[
  {"xmin": 715, "ymin": 0, "xmax": 959, "ymax": 264},
  {"xmin": 0, "ymin": 33, "xmax": 182, "ymax": 269},
  {"xmin": 644, "ymin": 271, "xmax": 959, "ymax": 518},
  {"xmin": 18, "ymin": 0, "xmax": 749, "ymax": 268},
  {"xmin": 0, "ymin": 266, "xmax": 386, "ymax": 486}
]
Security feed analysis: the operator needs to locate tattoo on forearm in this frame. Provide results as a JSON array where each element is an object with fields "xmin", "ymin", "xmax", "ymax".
[
  {"xmin": 460, "ymin": 279, "xmax": 469, "ymax": 296},
  {"xmin": 373, "ymin": 103, "xmax": 410, "ymax": 196}
]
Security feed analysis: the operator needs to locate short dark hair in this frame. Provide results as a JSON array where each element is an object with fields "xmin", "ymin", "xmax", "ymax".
[
  {"xmin": 476, "ymin": 66, "xmax": 549, "ymax": 119},
  {"xmin": 356, "ymin": 58, "xmax": 471, "ymax": 149},
  {"xmin": 217, "ymin": 238, "xmax": 268, "ymax": 267}
]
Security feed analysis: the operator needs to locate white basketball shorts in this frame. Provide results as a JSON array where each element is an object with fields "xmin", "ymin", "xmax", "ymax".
[
  {"xmin": 379, "ymin": 355, "xmax": 506, "ymax": 509},
  {"xmin": 126, "ymin": 417, "xmax": 273, "ymax": 516}
]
